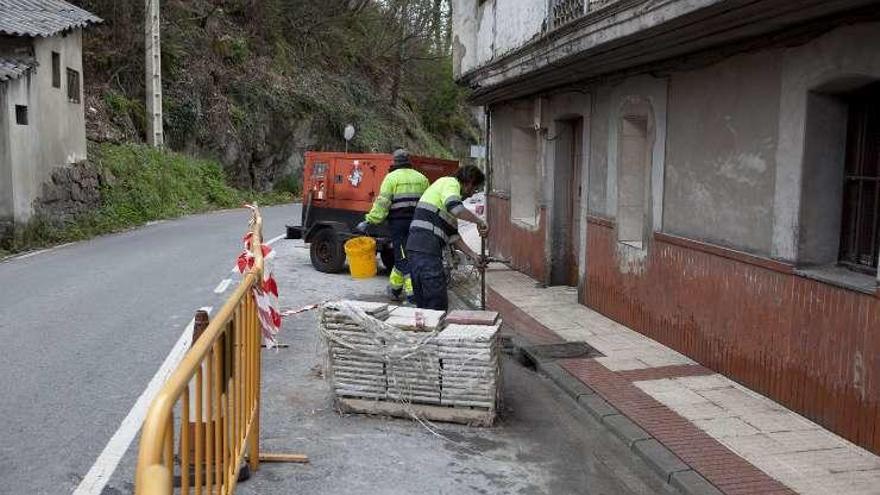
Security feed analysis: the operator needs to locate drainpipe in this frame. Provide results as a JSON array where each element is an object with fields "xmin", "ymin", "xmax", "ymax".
[
  {"xmin": 484, "ymin": 106, "xmax": 491, "ymax": 197},
  {"xmin": 484, "ymin": 106, "xmax": 492, "ymax": 262}
]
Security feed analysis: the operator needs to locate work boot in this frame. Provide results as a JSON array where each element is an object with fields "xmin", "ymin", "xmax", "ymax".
[{"xmin": 386, "ymin": 285, "xmax": 404, "ymax": 302}]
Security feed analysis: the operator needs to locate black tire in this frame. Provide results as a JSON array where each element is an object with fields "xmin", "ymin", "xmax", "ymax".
[
  {"xmin": 310, "ymin": 228, "xmax": 346, "ymax": 273},
  {"xmin": 380, "ymin": 247, "xmax": 395, "ymax": 272}
]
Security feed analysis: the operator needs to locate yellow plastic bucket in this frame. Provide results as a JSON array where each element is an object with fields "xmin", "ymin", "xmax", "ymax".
[{"xmin": 344, "ymin": 236, "xmax": 378, "ymax": 279}]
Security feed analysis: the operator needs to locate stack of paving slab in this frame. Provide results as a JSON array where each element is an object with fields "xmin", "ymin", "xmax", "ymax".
[
  {"xmin": 383, "ymin": 306, "xmax": 445, "ymax": 404},
  {"xmin": 322, "ymin": 301, "xmax": 390, "ymax": 400},
  {"xmin": 437, "ymin": 311, "xmax": 501, "ymax": 410},
  {"xmin": 321, "ymin": 302, "xmax": 503, "ymax": 425}
]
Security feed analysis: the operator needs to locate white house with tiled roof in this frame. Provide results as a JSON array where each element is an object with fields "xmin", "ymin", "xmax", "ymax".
[{"xmin": 0, "ymin": 0, "xmax": 101, "ymax": 230}]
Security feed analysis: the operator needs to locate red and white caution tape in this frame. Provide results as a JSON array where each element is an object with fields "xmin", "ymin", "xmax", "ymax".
[{"xmin": 235, "ymin": 225, "xmax": 282, "ymax": 348}]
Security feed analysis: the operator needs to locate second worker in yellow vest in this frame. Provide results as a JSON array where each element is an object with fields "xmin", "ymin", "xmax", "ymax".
[{"xmin": 405, "ymin": 165, "xmax": 488, "ymax": 311}]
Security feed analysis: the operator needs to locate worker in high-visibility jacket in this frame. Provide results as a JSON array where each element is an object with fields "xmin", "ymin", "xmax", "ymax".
[
  {"xmin": 406, "ymin": 165, "xmax": 488, "ymax": 311},
  {"xmin": 356, "ymin": 149, "xmax": 429, "ymax": 303}
]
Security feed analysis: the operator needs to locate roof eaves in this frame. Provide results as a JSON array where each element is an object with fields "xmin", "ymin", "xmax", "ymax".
[{"xmin": 0, "ymin": 0, "xmax": 103, "ymax": 38}]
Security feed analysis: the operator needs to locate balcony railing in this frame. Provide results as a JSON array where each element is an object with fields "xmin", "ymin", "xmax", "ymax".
[{"xmin": 550, "ymin": 0, "xmax": 620, "ymax": 30}]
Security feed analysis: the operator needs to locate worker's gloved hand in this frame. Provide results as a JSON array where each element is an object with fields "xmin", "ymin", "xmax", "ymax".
[
  {"xmin": 477, "ymin": 222, "xmax": 489, "ymax": 238},
  {"xmin": 355, "ymin": 221, "xmax": 370, "ymax": 234}
]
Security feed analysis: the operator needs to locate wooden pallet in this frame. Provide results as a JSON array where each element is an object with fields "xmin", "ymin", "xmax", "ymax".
[{"xmin": 336, "ymin": 397, "xmax": 496, "ymax": 427}]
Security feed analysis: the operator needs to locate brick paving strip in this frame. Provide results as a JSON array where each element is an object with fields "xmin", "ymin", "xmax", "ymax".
[
  {"xmin": 561, "ymin": 358, "xmax": 792, "ymax": 495},
  {"xmin": 485, "ymin": 266, "xmax": 880, "ymax": 495}
]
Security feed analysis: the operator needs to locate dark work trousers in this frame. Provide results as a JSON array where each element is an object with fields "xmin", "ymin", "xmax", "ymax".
[
  {"xmin": 388, "ymin": 218, "xmax": 413, "ymax": 298},
  {"xmin": 407, "ymin": 251, "xmax": 448, "ymax": 311}
]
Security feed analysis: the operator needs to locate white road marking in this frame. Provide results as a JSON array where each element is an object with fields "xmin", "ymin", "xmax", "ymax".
[
  {"xmin": 13, "ymin": 248, "xmax": 52, "ymax": 260},
  {"xmin": 72, "ymin": 307, "xmax": 212, "ymax": 495},
  {"xmin": 266, "ymin": 234, "xmax": 285, "ymax": 246},
  {"xmin": 9, "ymin": 242, "xmax": 75, "ymax": 261},
  {"xmin": 214, "ymin": 278, "xmax": 233, "ymax": 294}
]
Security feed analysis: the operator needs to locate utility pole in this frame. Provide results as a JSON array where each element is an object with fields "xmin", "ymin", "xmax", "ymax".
[{"xmin": 145, "ymin": 0, "xmax": 164, "ymax": 147}]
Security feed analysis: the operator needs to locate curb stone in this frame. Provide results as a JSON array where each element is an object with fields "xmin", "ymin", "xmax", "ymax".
[
  {"xmin": 603, "ymin": 414, "xmax": 651, "ymax": 447},
  {"xmin": 536, "ymin": 361, "xmax": 594, "ymax": 399},
  {"xmin": 577, "ymin": 393, "xmax": 618, "ymax": 419},
  {"xmin": 533, "ymin": 351, "xmax": 723, "ymax": 495},
  {"xmin": 671, "ymin": 470, "xmax": 725, "ymax": 495},
  {"xmin": 633, "ymin": 439, "xmax": 690, "ymax": 482}
]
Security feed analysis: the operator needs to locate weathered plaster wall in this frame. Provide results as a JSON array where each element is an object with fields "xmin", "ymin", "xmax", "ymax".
[
  {"xmin": 2, "ymin": 30, "xmax": 87, "ymax": 224},
  {"xmin": 452, "ymin": 0, "xmax": 546, "ymax": 78},
  {"xmin": 488, "ymin": 90, "xmax": 593, "ymax": 286},
  {"xmin": 487, "ymin": 98, "xmax": 548, "ymax": 281},
  {"xmin": 588, "ymin": 85, "xmax": 611, "ymax": 216},
  {"xmin": 488, "ymin": 103, "xmax": 512, "ymax": 193},
  {"xmin": 5, "ymin": 72, "xmax": 38, "ymax": 223},
  {"xmin": 665, "ymin": 50, "xmax": 781, "ymax": 255},
  {"xmin": 541, "ymin": 91, "xmax": 590, "ymax": 287},
  {"xmin": 0, "ymin": 83, "xmax": 11, "ymax": 225},
  {"xmin": 799, "ymin": 92, "xmax": 848, "ymax": 266},
  {"xmin": 597, "ymin": 75, "xmax": 668, "ymax": 242},
  {"xmin": 34, "ymin": 31, "xmax": 87, "ymax": 181},
  {"xmin": 489, "ymin": 98, "xmax": 543, "ymax": 220}
]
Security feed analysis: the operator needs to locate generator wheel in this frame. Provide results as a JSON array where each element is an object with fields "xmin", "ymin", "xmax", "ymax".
[
  {"xmin": 310, "ymin": 228, "xmax": 346, "ymax": 273},
  {"xmin": 380, "ymin": 247, "xmax": 395, "ymax": 272}
]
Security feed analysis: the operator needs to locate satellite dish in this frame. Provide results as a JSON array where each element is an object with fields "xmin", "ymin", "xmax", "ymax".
[{"xmin": 344, "ymin": 124, "xmax": 356, "ymax": 142}]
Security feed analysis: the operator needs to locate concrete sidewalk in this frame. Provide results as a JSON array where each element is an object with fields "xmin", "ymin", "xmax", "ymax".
[{"xmin": 486, "ymin": 266, "xmax": 880, "ymax": 495}]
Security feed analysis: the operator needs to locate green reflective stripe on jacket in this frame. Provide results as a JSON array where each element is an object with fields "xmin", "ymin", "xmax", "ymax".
[
  {"xmin": 406, "ymin": 176, "xmax": 464, "ymax": 255},
  {"xmin": 365, "ymin": 168, "xmax": 429, "ymax": 224},
  {"xmin": 415, "ymin": 201, "xmax": 457, "ymax": 229}
]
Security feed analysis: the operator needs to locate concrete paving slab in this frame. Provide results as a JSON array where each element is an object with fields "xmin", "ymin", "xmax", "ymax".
[
  {"xmin": 675, "ymin": 374, "xmax": 733, "ymax": 391},
  {"xmin": 693, "ymin": 417, "xmax": 761, "ymax": 438}
]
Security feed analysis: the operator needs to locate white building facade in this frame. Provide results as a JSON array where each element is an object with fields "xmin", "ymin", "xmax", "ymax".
[
  {"xmin": 453, "ymin": 0, "xmax": 880, "ymax": 456},
  {"xmin": 0, "ymin": 0, "xmax": 100, "ymax": 230}
]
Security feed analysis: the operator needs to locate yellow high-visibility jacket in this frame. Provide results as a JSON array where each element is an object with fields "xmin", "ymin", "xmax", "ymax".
[{"xmin": 365, "ymin": 167, "xmax": 430, "ymax": 224}]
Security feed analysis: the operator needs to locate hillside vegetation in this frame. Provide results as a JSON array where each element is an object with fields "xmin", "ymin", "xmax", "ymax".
[
  {"xmin": 0, "ymin": 143, "xmax": 288, "ymax": 256},
  {"xmin": 74, "ymin": 0, "xmax": 477, "ymax": 192}
]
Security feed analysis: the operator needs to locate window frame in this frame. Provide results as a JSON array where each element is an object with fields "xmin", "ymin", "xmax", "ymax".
[
  {"xmin": 66, "ymin": 68, "xmax": 81, "ymax": 104},
  {"xmin": 52, "ymin": 52, "xmax": 61, "ymax": 88},
  {"xmin": 614, "ymin": 98, "xmax": 656, "ymax": 251},
  {"xmin": 838, "ymin": 83, "xmax": 880, "ymax": 275},
  {"xmin": 15, "ymin": 105, "xmax": 28, "ymax": 125}
]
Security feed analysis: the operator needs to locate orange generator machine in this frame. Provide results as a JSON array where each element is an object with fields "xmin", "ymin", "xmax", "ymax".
[{"xmin": 287, "ymin": 151, "xmax": 459, "ymax": 273}]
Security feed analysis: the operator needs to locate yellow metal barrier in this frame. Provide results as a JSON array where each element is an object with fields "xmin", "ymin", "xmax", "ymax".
[{"xmin": 136, "ymin": 208, "xmax": 265, "ymax": 495}]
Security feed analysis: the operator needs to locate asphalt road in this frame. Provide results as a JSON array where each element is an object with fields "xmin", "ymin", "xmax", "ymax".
[{"xmin": 0, "ymin": 204, "xmax": 301, "ymax": 495}]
